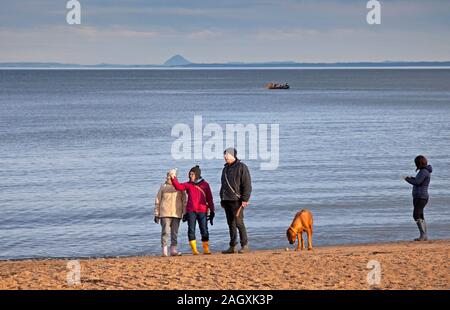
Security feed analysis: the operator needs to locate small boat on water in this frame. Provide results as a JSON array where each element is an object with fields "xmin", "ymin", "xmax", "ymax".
[{"xmin": 266, "ymin": 82, "xmax": 290, "ymax": 89}]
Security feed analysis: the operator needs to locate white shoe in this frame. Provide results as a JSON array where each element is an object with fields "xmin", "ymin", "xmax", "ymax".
[
  {"xmin": 170, "ymin": 245, "xmax": 182, "ymax": 256},
  {"xmin": 162, "ymin": 246, "xmax": 169, "ymax": 257}
]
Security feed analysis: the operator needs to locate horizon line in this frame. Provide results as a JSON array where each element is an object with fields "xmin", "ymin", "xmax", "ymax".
[{"xmin": 1, "ymin": 60, "xmax": 450, "ymax": 69}]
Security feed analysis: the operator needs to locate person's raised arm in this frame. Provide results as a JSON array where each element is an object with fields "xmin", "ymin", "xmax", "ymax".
[{"xmin": 171, "ymin": 176, "xmax": 187, "ymax": 191}]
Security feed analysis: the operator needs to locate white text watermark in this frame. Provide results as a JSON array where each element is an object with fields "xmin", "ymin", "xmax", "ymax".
[
  {"xmin": 367, "ymin": 0, "xmax": 381, "ymax": 25},
  {"xmin": 171, "ymin": 116, "xmax": 279, "ymax": 170},
  {"xmin": 66, "ymin": 0, "xmax": 81, "ymax": 25},
  {"xmin": 367, "ymin": 259, "xmax": 382, "ymax": 286},
  {"xmin": 66, "ymin": 260, "xmax": 81, "ymax": 286}
]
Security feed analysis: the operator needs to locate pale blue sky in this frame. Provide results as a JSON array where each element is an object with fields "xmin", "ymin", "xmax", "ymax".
[{"xmin": 1, "ymin": 0, "xmax": 450, "ymax": 64}]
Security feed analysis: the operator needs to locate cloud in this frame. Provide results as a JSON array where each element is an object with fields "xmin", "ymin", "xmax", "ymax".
[
  {"xmin": 186, "ymin": 30, "xmax": 224, "ymax": 40},
  {"xmin": 71, "ymin": 26, "xmax": 159, "ymax": 39},
  {"xmin": 0, "ymin": 0, "xmax": 449, "ymax": 63}
]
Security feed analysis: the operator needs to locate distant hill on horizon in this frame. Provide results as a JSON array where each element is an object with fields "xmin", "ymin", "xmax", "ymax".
[
  {"xmin": 163, "ymin": 55, "xmax": 191, "ymax": 66},
  {"xmin": 1, "ymin": 55, "xmax": 450, "ymax": 68}
]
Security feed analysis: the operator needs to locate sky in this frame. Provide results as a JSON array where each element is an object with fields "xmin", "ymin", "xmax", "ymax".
[{"xmin": 1, "ymin": 0, "xmax": 450, "ymax": 64}]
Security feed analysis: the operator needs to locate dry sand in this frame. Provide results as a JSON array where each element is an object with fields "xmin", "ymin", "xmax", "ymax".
[{"xmin": 0, "ymin": 240, "xmax": 448, "ymax": 290}]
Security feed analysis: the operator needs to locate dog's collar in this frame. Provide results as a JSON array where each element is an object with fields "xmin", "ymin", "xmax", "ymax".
[{"xmin": 288, "ymin": 226, "xmax": 298, "ymax": 234}]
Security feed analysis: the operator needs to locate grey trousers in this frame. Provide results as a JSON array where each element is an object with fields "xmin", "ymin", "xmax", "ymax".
[{"xmin": 160, "ymin": 217, "xmax": 181, "ymax": 247}]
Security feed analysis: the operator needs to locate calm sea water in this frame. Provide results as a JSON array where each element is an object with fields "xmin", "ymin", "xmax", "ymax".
[{"xmin": 0, "ymin": 69, "xmax": 449, "ymax": 260}]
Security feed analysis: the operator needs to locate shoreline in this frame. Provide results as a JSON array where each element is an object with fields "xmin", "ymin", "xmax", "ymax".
[
  {"xmin": 1, "ymin": 238, "xmax": 449, "ymax": 263},
  {"xmin": 2, "ymin": 66, "xmax": 450, "ymax": 70},
  {"xmin": 0, "ymin": 239, "xmax": 448, "ymax": 290}
]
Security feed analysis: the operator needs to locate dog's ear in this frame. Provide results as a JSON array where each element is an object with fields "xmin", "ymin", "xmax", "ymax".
[{"xmin": 286, "ymin": 229, "xmax": 292, "ymax": 241}]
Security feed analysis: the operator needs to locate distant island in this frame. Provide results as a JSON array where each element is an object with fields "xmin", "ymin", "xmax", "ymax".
[
  {"xmin": 1, "ymin": 55, "xmax": 450, "ymax": 68},
  {"xmin": 163, "ymin": 54, "xmax": 191, "ymax": 66}
]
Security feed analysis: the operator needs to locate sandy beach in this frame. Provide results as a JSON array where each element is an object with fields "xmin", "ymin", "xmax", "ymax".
[{"xmin": 0, "ymin": 239, "xmax": 448, "ymax": 290}]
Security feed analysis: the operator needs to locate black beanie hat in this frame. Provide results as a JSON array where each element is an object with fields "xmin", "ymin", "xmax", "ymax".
[
  {"xmin": 224, "ymin": 147, "xmax": 237, "ymax": 158},
  {"xmin": 189, "ymin": 165, "xmax": 201, "ymax": 179}
]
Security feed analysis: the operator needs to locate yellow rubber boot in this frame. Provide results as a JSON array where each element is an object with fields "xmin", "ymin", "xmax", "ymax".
[
  {"xmin": 189, "ymin": 240, "xmax": 200, "ymax": 255},
  {"xmin": 202, "ymin": 241, "xmax": 211, "ymax": 255}
]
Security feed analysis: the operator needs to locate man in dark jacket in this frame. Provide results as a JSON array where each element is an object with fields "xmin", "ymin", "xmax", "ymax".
[{"xmin": 220, "ymin": 148, "xmax": 252, "ymax": 254}]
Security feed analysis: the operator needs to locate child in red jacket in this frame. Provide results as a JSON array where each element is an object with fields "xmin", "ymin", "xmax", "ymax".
[{"xmin": 171, "ymin": 165, "xmax": 215, "ymax": 255}]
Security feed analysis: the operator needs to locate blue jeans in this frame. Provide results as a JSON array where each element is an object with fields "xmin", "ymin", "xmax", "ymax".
[{"xmin": 187, "ymin": 212, "xmax": 209, "ymax": 242}]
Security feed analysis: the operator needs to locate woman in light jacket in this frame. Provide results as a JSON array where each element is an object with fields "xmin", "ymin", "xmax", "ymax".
[{"xmin": 155, "ymin": 169, "xmax": 187, "ymax": 256}]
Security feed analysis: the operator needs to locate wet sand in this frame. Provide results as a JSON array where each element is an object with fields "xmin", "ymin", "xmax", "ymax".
[{"xmin": 0, "ymin": 239, "xmax": 448, "ymax": 290}]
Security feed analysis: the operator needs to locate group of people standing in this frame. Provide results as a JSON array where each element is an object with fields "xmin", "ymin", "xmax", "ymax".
[
  {"xmin": 154, "ymin": 147, "xmax": 252, "ymax": 256},
  {"xmin": 154, "ymin": 151, "xmax": 432, "ymax": 257}
]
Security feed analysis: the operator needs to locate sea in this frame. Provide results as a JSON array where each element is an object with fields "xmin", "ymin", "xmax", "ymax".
[{"xmin": 1, "ymin": 68, "xmax": 449, "ymax": 259}]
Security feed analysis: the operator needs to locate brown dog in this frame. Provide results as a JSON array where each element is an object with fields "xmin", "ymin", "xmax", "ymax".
[{"xmin": 286, "ymin": 209, "xmax": 313, "ymax": 251}]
